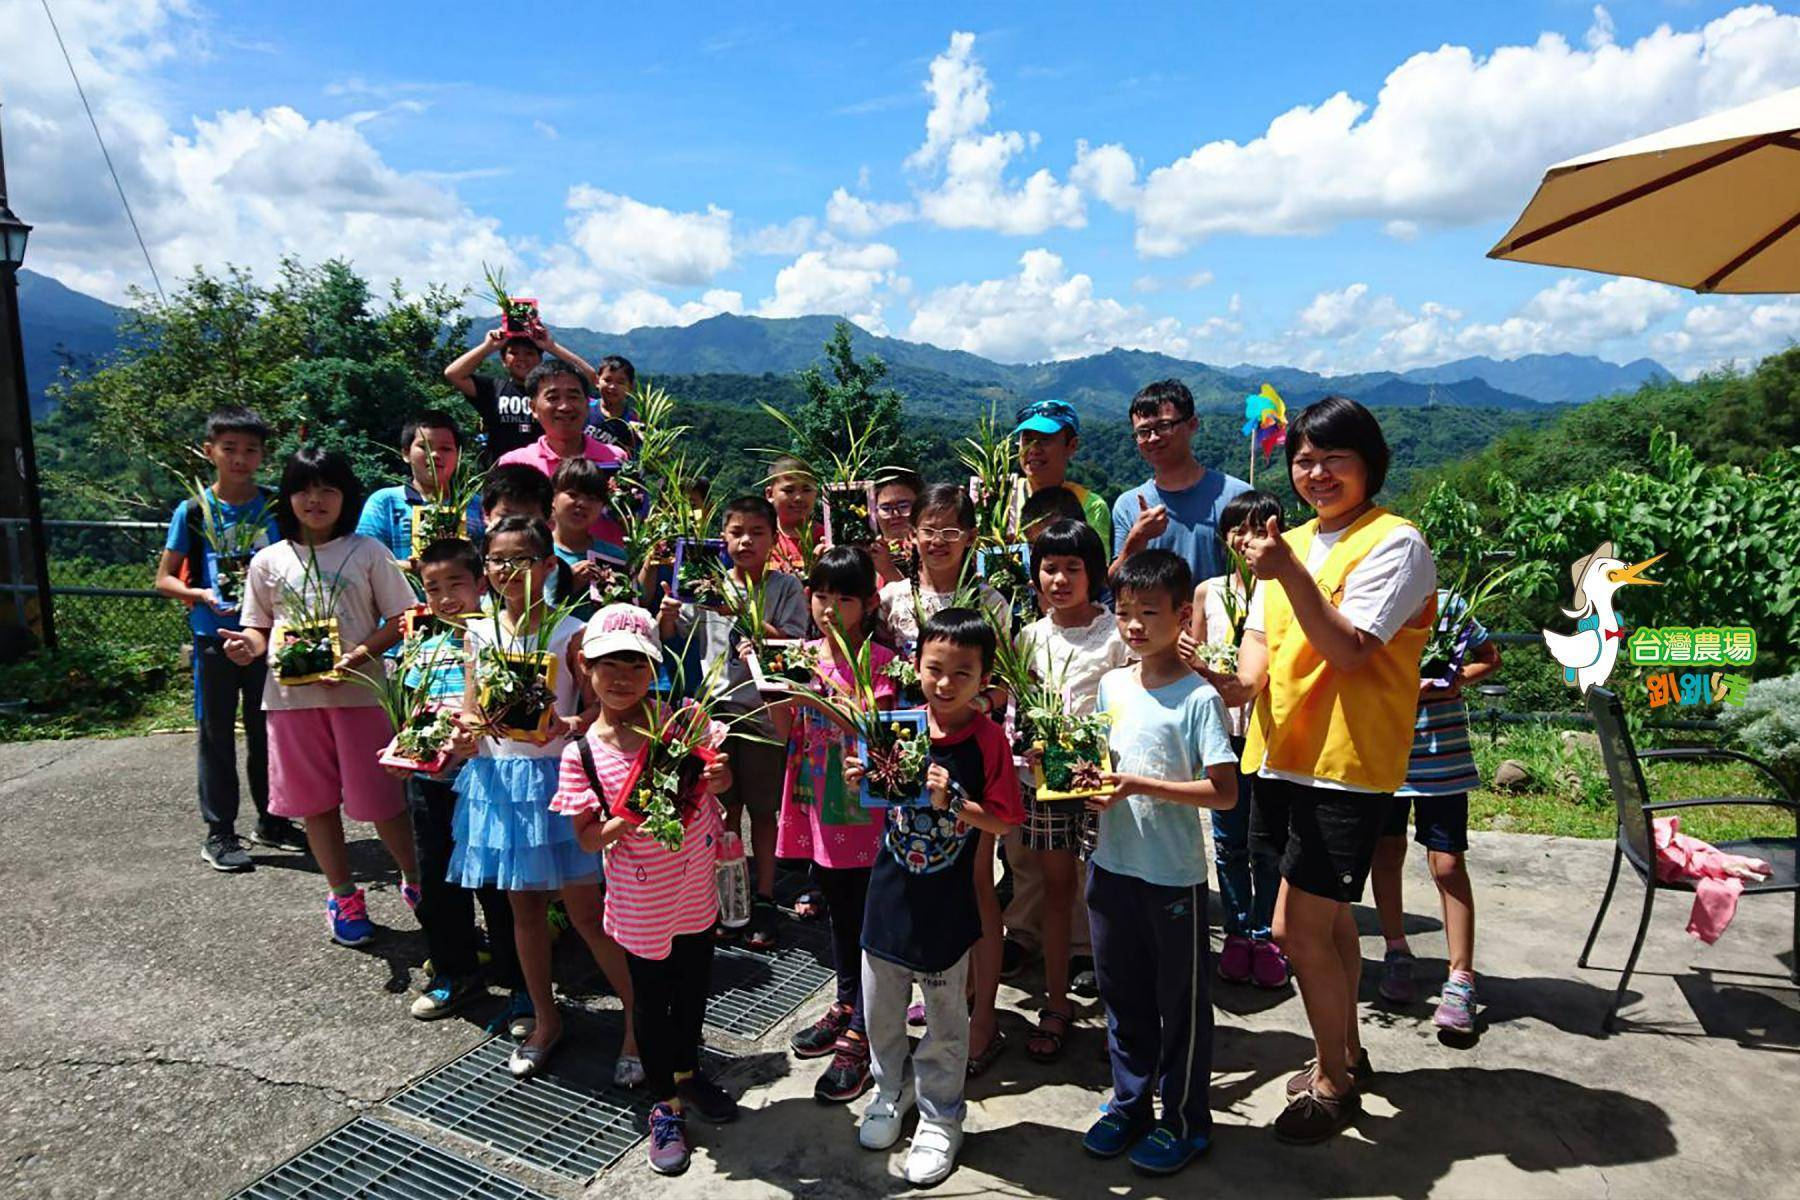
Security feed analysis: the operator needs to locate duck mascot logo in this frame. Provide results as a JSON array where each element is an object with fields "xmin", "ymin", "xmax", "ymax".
[{"xmin": 1540, "ymin": 542, "xmax": 1663, "ymax": 693}]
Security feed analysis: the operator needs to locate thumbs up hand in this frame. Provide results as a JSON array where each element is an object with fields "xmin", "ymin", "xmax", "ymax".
[
  {"xmin": 1124, "ymin": 493, "xmax": 1171, "ymax": 555},
  {"xmin": 1243, "ymin": 515, "xmax": 1295, "ymax": 582}
]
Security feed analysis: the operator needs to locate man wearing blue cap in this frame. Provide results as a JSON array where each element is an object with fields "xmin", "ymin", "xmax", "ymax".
[{"xmin": 1009, "ymin": 400, "xmax": 1112, "ymax": 554}]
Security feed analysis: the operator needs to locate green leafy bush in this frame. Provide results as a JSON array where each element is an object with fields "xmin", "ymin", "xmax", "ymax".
[
  {"xmin": 1719, "ymin": 672, "xmax": 1800, "ymax": 785},
  {"xmin": 0, "ymin": 643, "xmax": 181, "ymax": 739}
]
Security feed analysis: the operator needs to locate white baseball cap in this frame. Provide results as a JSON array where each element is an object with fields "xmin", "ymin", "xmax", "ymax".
[{"xmin": 581, "ymin": 603, "xmax": 663, "ymax": 660}]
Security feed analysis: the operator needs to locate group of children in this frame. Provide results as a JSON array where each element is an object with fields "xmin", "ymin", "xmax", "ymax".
[{"xmin": 158, "ymin": 376, "xmax": 1496, "ymax": 1184}]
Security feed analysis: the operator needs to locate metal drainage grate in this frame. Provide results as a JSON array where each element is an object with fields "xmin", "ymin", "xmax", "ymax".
[
  {"xmin": 234, "ymin": 1117, "xmax": 549, "ymax": 1200},
  {"xmin": 707, "ymin": 923, "xmax": 837, "ymax": 1039},
  {"xmin": 386, "ymin": 1037, "xmax": 645, "ymax": 1181}
]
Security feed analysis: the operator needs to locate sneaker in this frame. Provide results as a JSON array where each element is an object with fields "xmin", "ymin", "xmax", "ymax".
[
  {"xmin": 252, "ymin": 817, "xmax": 308, "ymax": 851},
  {"xmin": 410, "ymin": 975, "xmax": 481, "ymax": 1021},
  {"xmin": 1128, "ymin": 1125, "xmax": 1211, "ymax": 1175},
  {"xmin": 1250, "ymin": 938, "xmax": 1291, "ymax": 989},
  {"xmin": 1069, "ymin": 955, "xmax": 1099, "ymax": 999},
  {"xmin": 326, "ymin": 889, "xmax": 374, "ymax": 946},
  {"xmin": 814, "ymin": 1033, "xmax": 872, "ymax": 1103},
  {"xmin": 1286, "ymin": 1047, "xmax": 1373, "ymax": 1098},
  {"xmin": 1217, "ymin": 934, "xmax": 1253, "ymax": 983},
  {"xmin": 613, "ymin": 1055, "xmax": 645, "ymax": 1088},
  {"xmin": 495, "ymin": 990, "xmax": 535, "ymax": 1040},
  {"xmin": 790, "ymin": 1002, "xmax": 853, "ymax": 1059},
  {"xmin": 902, "ymin": 1120, "xmax": 962, "ymax": 1186},
  {"xmin": 742, "ymin": 897, "xmax": 781, "ymax": 952},
  {"xmin": 646, "ymin": 1103, "xmax": 690, "ymax": 1175},
  {"xmin": 1434, "ymin": 978, "xmax": 1477, "ymax": 1034},
  {"xmin": 1273, "ymin": 1086, "xmax": 1362, "ymax": 1144},
  {"xmin": 906, "ymin": 1001, "xmax": 928, "ymax": 1028},
  {"xmin": 1379, "ymin": 948, "xmax": 1419, "ymax": 1005},
  {"xmin": 1082, "ymin": 1104, "xmax": 1152, "ymax": 1159},
  {"xmin": 676, "ymin": 1072, "xmax": 739, "ymax": 1124},
  {"xmin": 400, "ymin": 881, "xmax": 422, "ymax": 911},
  {"xmin": 201, "ymin": 834, "xmax": 252, "ymax": 873},
  {"xmin": 858, "ymin": 1084, "xmax": 915, "ymax": 1150}
]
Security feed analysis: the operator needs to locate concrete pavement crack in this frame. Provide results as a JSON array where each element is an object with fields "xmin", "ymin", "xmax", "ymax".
[{"xmin": 6, "ymin": 1054, "xmax": 372, "ymax": 1106}]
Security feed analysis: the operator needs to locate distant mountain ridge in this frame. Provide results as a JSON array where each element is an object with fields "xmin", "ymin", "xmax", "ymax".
[{"xmin": 16, "ymin": 269, "xmax": 1671, "ymax": 420}]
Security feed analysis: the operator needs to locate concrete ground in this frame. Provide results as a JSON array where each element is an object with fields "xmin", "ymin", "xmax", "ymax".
[{"xmin": 3, "ymin": 734, "xmax": 1798, "ymax": 1200}]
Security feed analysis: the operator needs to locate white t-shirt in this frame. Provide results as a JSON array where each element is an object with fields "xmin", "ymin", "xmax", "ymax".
[
  {"xmin": 878, "ymin": 578, "xmax": 1011, "ymax": 652},
  {"xmin": 241, "ymin": 535, "xmax": 417, "ymax": 712},
  {"xmin": 1018, "ymin": 610, "xmax": 1132, "ymax": 718},
  {"xmin": 1245, "ymin": 522, "xmax": 1437, "ymax": 792}
]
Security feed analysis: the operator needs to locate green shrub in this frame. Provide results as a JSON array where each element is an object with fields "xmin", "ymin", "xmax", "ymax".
[
  {"xmin": 1719, "ymin": 672, "xmax": 1800, "ymax": 784},
  {"xmin": 0, "ymin": 642, "xmax": 183, "ymax": 739}
]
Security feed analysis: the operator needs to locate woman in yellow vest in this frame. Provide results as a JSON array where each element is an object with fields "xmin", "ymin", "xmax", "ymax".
[{"xmin": 1199, "ymin": 395, "xmax": 1437, "ymax": 1144}]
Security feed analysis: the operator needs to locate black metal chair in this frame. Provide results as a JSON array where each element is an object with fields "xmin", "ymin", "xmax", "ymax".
[{"xmin": 1579, "ymin": 686, "xmax": 1799, "ymax": 1032}]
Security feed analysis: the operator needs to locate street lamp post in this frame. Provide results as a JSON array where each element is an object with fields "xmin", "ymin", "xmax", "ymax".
[{"xmin": 0, "ymin": 105, "xmax": 56, "ymax": 649}]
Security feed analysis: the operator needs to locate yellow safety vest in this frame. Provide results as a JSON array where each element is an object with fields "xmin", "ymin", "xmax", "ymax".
[{"xmin": 1241, "ymin": 508, "xmax": 1435, "ymax": 793}]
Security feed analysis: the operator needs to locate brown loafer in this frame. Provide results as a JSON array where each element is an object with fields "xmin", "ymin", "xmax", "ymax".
[
  {"xmin": 1273, "ymin": 1085, "xmax": 1363, "ymax": 1144},
  {"xmin": 1285, "ymin": 1047, "xmax": 1372, "ymax": 1098}
]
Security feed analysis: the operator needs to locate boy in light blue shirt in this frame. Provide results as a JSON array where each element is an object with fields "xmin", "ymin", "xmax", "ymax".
[
  {"xmin": 357, "ymin": 409, "xmax": 486, "ymax": 578},
  {"xmin": 1082, "ymin": 549, "xmax": 1237, "ymax": 1177}
]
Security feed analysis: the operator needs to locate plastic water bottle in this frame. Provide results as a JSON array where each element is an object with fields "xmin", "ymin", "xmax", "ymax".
[{"xmin": 716, "ymin": 831, "xmax": 750, "ymax": 929}]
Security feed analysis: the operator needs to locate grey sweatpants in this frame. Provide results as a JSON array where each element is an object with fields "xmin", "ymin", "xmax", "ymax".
[{"xmin": 861, "ymin": 947, "xmax": 972, "ymax": 1127}]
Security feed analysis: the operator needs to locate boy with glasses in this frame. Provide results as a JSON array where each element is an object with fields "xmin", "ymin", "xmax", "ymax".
[{"xmin": 1110, "ymin": 380, "xmax": 1249, "ymax": 585}]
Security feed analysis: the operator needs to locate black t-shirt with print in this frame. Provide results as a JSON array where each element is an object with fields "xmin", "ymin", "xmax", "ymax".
[
  {"xmin": 468, "ymin": 373, "xmax": 538, "ymax": 461},
  {"xmin": 862, "ymin": 714, "xmax": 1023, "ymax": 974}
]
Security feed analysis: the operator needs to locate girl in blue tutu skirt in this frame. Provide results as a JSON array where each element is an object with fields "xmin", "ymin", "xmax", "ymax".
[{"xmin": 451, "ymin": 516, "xmax": 639, "ymax": 1081}]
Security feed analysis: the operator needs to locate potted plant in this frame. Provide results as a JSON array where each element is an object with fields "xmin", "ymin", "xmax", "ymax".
[
  {"xmin": 976, "ymin": 541, "xmax": 1035, "ymax": 624},
  {"xmin": 610, "ymin": 701, "xmax": 722, "ymax": 851},
  {"xmin": 1421, "ymin": 559, "xmax": 1526, "ymax": 688},
  {"xmin": 749, "ymin": 639, "xmax": 821, "ymax": 694},
  {"xmin": 470, "ymin": 596, "xmax": 580, "ymax": 744},
  {"xmin": 272, "ymin": 551, "xmax": 347, "ymax": 686},
  {"xmin": 957, "ymin": 407, "xmax": 1020, "ymax": 545},
  {"xmin": 883, "ymin": 536, "xmax": 919, "ymax": 585},
  {"xmin": 822, "ymin": 480, "xmax": 876, "ymax": 547},
  {"xmin": 180, "ymin": 476, "xmax": 272, "ymax": 612},
  {"xmin": 409, "ymin": 453, "xmax": 487, "ymax": 560},
  {"xmin": 481, "ymin": 262, "xmax": 541, "ymax": 337},
  {"xmin": 991, "ymin": 628, "xmax": 1113, "ymax": 802},
  {"xmin": 672, "ymin": 537, "xmax": 728, "ymax": 608},
  {"xmin": 855, "ymin": 709, "xmax": 932, "ymax": 808},
  {"xmin": 357, "ymin": 634, "xmax": 464, "ymax": 774}
]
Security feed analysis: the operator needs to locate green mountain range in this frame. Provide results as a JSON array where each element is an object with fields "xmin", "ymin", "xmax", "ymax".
[{"xmin": 15, "ymin": 268, "xmax": 1671, "ymax": 420}]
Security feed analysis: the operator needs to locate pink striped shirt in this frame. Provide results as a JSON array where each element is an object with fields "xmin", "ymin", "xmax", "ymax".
[{"xmin": 551, "ymin": 720, "xmax": 724, "ymax": 960}]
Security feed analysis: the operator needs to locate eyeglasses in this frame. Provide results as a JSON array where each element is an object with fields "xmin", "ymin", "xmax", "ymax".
[
  {"xmin": 1132, "ymin": 416, "xmax": 1191, "ymax": 444},
  {"xmin": 875, "ymin": 501, "xmax": 914, "ymax": 519},
  {"xmin": 917, "ymin": 527, "xmax": 970, "ymax": 545},
  {"xmin": 484, "ymin": 555, "xmax": 539, "ymax": 571},
  {"xmin": 1017, "ymin": 399, "xmax": 1076, "ymax": 421}
]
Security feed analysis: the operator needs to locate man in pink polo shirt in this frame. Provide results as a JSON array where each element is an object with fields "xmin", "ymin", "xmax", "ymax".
[{"xmin": 498, "ymin": 360, "xmax": 629, "ymax": 550}]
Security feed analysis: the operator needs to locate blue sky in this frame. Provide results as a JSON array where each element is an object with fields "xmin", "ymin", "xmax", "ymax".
[{"xmin": 2, "ymin": 1, "xmax": 1797, "ymax": 375}]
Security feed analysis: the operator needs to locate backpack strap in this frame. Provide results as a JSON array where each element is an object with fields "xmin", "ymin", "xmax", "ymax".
[{"xmin": 576, "ymin": 736, "xmax": 608, "ymax": 812}]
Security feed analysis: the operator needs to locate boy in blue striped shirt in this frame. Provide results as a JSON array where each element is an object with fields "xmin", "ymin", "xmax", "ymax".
[
  {"xmin": 358, "ymin": 410, "xmax": 487, "ymax": 579},
  {"xmin": 400, "ymin": 538, "xmax": 524, "ymax": 1023}
]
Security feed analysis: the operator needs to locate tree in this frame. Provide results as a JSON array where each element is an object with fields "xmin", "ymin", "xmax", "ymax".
[
  {"xmin": 788, "ymin": 320, "xmax": 915, "ymax": 475},
  {"xmin": 40, "ymin": 258, "xmax": 472, "ymax": 517}
]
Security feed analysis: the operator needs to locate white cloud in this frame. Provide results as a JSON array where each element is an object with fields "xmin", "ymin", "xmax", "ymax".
[
  {"xmin": 758, "ymin": 242, "xmax": 902, "ymax": 333},
  {"xmin": 1652, "ymin": 297, "xmax": 1800, "ymax": 374},
  {"xmin": 1071, "ymin": 140, "xmax": 1138, "ymax": 209},
  {"xmin": 1133, "ymin": 270, "xmax": 1214, "ymax": 294},
  {"xmin": 1088, "ymin": 5, "xmax": 1800, "ymax": 255},
  {"xmin": 907, "ymin": 248, "xmax": 1221, "ymax": 363},
  {"xmin": 903, "ymin": 32, "xmax": 1084, "ymax": 235},
  {"xmin": 744, "ymin": 216, "xmax": 818, "ymax": 256},
  {"xmin": 1456, "ymin": 277, "xmax": 1682, "ymax": 357},
  {"xmin": 1296, "ymin": 283, "xmax": 1408, "ymax": 339},
  {"xmin": 825, "ymin": 188, "xmax": 911, "ymax": 236},
  {"xmin": 532, "ymin": 119, "xmax": 559, "ymax": 140},
  {"xmin": 563, "ymin": 186, "xmax": 734, "ymax": 288}
]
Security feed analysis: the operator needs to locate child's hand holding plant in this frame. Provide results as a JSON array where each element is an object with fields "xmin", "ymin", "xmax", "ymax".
[{"xmin": 701, "ymin": 751, "xmax": 732, "ymax": 796}]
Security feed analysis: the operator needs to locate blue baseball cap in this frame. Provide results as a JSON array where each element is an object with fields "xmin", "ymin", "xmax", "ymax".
[{"xmin": 1012, "ymin": 399, "xmax": 1079, "ymax": 438}]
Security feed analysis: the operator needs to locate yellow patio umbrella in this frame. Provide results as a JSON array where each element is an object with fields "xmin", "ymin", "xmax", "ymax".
[{"xmin": 1489, "ymin": 86, "xmax": 1800, "ymax": 294}]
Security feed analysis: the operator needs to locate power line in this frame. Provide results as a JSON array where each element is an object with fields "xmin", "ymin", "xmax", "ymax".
[{"xmin": 39, "ymin": 0, "xmax": 165, "ymax": 302}]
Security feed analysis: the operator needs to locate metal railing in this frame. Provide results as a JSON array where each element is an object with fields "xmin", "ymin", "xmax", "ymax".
[{"xmin": 1, "ymin": 517, "xmax": 187, "ymax": 652}]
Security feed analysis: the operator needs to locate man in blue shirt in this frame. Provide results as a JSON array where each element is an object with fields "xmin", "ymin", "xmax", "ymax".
[{"xmin": 1110, "ymin": 379, "xmax": 1250, "ymax": 586}]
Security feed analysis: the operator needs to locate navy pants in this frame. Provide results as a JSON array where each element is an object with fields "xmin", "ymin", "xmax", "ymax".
[
  {"xmin": 406, "ymin": 775, "xmax": 521, "ymax": 988},
  {"xmin": 1086, "ymin": 862, "xmax": 1213, "ymax": 1142},
  {"xmin": 194, "ymin": 635, "xmax": 269, "ymax": 836}
]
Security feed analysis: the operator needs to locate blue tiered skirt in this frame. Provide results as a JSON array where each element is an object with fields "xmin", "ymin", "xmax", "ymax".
[{"xmin": 450, "ymin": 756, "xmax": 600, "ymax": 891}]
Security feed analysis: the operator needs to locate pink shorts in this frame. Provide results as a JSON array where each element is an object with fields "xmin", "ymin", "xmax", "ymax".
[{"xmin": 267, "ymin": 706, "xmax": 406, "ymax": 823}]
